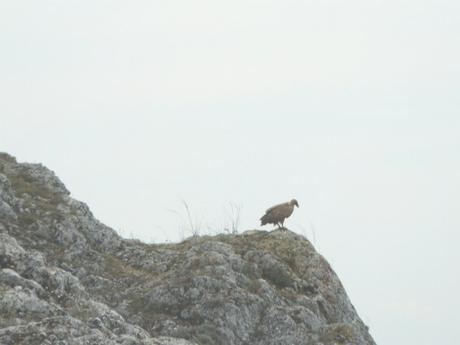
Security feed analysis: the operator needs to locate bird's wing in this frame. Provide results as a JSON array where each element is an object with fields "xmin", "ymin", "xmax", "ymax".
[{"xmin": 265, "ymin": 202, "xmax": 288, "ymax": 214}]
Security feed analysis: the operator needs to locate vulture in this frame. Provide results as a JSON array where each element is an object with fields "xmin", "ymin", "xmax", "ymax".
[{"xmin": 260, "ymin": 199, "xmax": 299, "ymax": 229}]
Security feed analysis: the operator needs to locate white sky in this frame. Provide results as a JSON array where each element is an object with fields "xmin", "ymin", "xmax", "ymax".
[{"xmin": 1, "ymin": 1, "xmax": 460, "ymax": 344}]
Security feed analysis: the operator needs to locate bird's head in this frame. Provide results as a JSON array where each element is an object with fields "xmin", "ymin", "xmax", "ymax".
[{"xmin": 290, "ymin": 199, "xmax": 299, "ymax": 208}]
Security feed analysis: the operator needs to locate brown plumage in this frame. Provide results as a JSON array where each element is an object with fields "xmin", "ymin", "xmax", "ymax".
[{"xmin": 260, "ymin": 199, "xmax": 299, "ymax": 229}]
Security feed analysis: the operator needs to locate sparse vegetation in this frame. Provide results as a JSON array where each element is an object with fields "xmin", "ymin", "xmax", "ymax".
[
  {"xmin": 103, "ymin": 253, "xmax": 155, "ymax": 279},
  {"xmin": 168, "ymin": 200, "xmax": 245, "ymax": 239},
  {"xmin": 5, "ymin": 167, "xmax": 65, "ymax": 229},
  {"xmin": 223, "ymin": 202, "xmax": 242, "ymax": 234},
  {"xmin": 169, "ymin": 200, "xmax": 204, "ymax": 238},
  {"xmin": 128, "ymin": 295, "xmax": 148, "ymax": 314},
  {"xmin": 320, "ymin": 323, "xmax": 356, "ymax": 344},
  {"xmin": 68, "ymin": 302, "xmax": 95, "ymax": 322},
  {"xmin": 9, "ymin": 171, "xmax": 61, "ymax": 203}
]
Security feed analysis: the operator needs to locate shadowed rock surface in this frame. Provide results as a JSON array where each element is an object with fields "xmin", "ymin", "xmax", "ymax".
[{"xmin": 0, "ymin": 153, "xmax": 376, "ymax": 345}]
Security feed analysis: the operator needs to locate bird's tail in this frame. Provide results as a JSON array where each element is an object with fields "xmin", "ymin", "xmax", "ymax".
[{"xmin": 260, "ymin": 215, "xmax": 268, "ymax": 226}]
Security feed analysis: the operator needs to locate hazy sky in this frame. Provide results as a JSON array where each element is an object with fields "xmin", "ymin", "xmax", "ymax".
[{"xmin": 1, "ymin": 1, "xmax": 460, "ymax": 344}]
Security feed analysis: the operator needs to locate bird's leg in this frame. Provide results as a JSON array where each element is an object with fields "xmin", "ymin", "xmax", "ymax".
[{"xmin": 281, "ymin": 220, "xmax": 285, "ymax": 230}]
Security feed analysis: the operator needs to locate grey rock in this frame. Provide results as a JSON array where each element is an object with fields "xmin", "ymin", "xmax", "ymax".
[{"xmin": 0, "ymin": 153, "xmax": 375, "ymax": 345}]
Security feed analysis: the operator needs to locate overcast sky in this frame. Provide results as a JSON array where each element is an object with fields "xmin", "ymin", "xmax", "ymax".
[{"xmin": 1, "ymin": 1, "xmax": 460, "ymax": 344}]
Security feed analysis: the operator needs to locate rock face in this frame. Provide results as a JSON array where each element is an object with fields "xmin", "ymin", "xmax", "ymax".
[{"xmin": 0, "ymin": 152, "xmax": 376, "ymax": 345}]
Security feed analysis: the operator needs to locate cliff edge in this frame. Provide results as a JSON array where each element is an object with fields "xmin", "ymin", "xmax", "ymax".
[{"xmin": 0, "ymin": 153, "xmax": 375, "ymax": 345}]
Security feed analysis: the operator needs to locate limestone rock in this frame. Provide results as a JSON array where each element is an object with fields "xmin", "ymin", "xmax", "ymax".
[{"xmin": 0, "ymin": 153, "xmax": 374, "ymax": 345}]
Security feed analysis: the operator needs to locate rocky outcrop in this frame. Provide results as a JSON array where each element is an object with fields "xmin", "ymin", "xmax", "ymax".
[{"xmin": 0, "ymin": 152, "xmax": 375, "ymax": 345}]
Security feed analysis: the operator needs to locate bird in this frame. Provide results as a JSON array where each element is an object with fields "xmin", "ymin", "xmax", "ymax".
[{"xmin": 260, "ymin": 199, "xmax": 299, "ymax": 230}]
